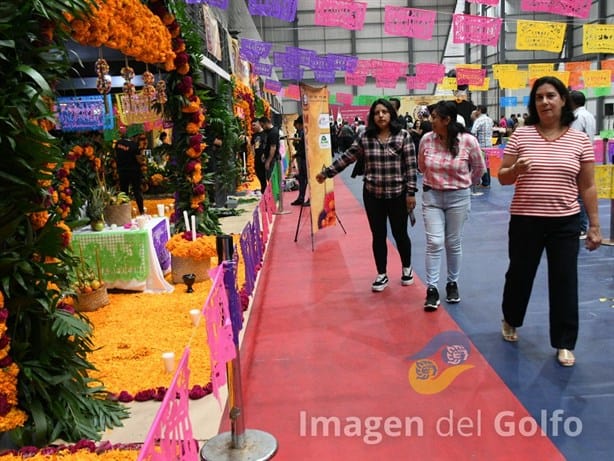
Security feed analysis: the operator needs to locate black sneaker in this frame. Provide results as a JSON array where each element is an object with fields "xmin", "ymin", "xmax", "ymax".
[
  {"xmin": 401, "ymin": 267, "xmax": 414, "ymax": 286},
  {"xmin": 291, "ymin": 198, "xmax": 304, "ymax": 206},
  {"xmin": 445, "ymin": 282, "xmax": 461, "ymax": 303},
  {"xmin": 372, "ymin": 274, "xmax": 388, "ymax": 292},
  {"xmin": 424, "ymin": 286, "xmax": 440, "ymax": 311}
]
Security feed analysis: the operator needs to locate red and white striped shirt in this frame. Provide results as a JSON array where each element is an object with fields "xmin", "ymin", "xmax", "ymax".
[{"xmin": 504, "ymin": 126, "xmax": 594, "ymax": 217}]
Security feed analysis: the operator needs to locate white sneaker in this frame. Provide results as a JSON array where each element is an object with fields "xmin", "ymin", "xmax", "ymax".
[
  {"xmin": 401, "ymin": 267, "xmax": 414, "ymax": 286},
  {"xmin": 371, "ymin": 274, "xmax": 388, "ymax": 292}
]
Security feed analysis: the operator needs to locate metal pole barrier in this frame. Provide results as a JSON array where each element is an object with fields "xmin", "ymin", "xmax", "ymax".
[
  {"xmin": 274, "ymin": 157, "xmax": 290, "ymax": 215},
  {"xmin": 200, "ymin": 236, "xmax": 277, "ymax": 461}
]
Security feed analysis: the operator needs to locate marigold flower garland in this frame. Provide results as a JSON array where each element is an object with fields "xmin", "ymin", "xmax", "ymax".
[
  {"xmin": 66, "ymin": 0, "xmax": 175, "ymax": 68},
  {"xmin": 165, "ymin": 233, "xmax": 217, "ymax": 261},
  {"xmin": 0, "ymin": 292, "xmax": 28, "ymax": 433}
]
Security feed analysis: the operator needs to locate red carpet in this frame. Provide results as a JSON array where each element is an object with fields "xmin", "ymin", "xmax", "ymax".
[{"xmin": 227, "ymin": 179, "xmax": 564, "ymax": 460}]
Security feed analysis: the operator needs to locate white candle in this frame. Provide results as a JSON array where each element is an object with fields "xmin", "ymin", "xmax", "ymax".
[
  {"xmin": 242, "ymin": 151, "xmax": 247, "ymax": 174},
  {"xmin": 189, "ymin": 309, "xmax": 201, "ymax": 326},
  {"xmin": 183, "ymin": 210, "xmax": 190, "ymax": 232},
  {"xmin": 191, "ymin": 215, "xmax": 196, "ymax": 241}
]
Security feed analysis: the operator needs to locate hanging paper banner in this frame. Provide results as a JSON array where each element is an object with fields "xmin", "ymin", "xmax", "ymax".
[
  {"xmin": 336, "ymin": 92, "xmax": 353, "ymax": 105},
  {"xmin": 56, "ymin": 96, "xmax": 105, "ymax": 132},
  {"xmin": 456, "ymin": 68, "xmax": 486, "ymax": 86},
  {"xmin": 252, "ymin": 61, "xmax": 273, "ymax": 77},
  {"xmin": 498, "ymin": 71, "xmax": 529, "ymax": 89},
  {"xmin": 528, "ymin": 63, "xmax": 554, "ymax": 81},
  {"xmin": 115, "ymin": 93, "xmax": 160, "ymax": 126},
  {"xmin": 550, "ymin": 71, "xmax": 571, "ymax": 86},
  {"xmin": 309, "ymin": 55, "xmax": 332, "ymax": 71},
  {"xmin": 248, "ymin": 0, "xmax": 297, "ymax": 22},
  {"xmin": 283, "ymin": 84, "xmax": 301, "ymax": 100},
  {"xmin": 582, "ymin": 70, "xmax": 612, "ymax": 88},
  {"xmin": 282, "ymin": 67, "xmax": 303, "ymax": 81},
  {"xmin": 337, "ymin": 104, "xmax": 370, "ymax": 123},
  {"xmin": 466, "ymin": 0, "xmax": 498, "ymax": 5},
  {"xmin": 415, "ymin": 63, "xmax": 446, "ymax": 83},
  {"xmin": 314, "ymin": 70, "xmax": 337, "ymax": 84},
  {"xmin": 500, "ymin": 96, "xmax": 518, "ymax": 107},
  {"xmin": 406, "ymin": 76, "xmax": 428, "ymax": 90},
  {"xmin": 327, "ymin": 54, "xmax": 359, "ymax": 72},
  {"xmin": 520, "ymin": 0, "xmax": 591, "ymax": 19},
  {"xmin": 469, "ymin": 77, "xmax": 490, "ymax": 92},
  {"xmin": 452, "ymin": 14, "xmax": 502, "ymax": 46},
  {"xmin": 492, "ymin": 64, "xmax": 518, "ymax": 80},
  {"xmin": 375, "ymin": 76, "xmax": 399, "ymax": 89},
  {"xmin": 440, "ymin": 77, "xmax": 458, "ymax": 91},
  {"xmin": 370, "ymin": 59, "xmax": 408, "ymax": 79},
  {"xmin": 583, "ymin": 24, "xmax": 614, "ymax": 54},
  {"xmin": 286, "ymin": 46, "xmax": 317, "ymax": 67},
  {"xmin": 264, "ymin": 79, "xmax": 282, "ymax": 93},
  {"xmin": 566, "ymin": 61, "xmax": 592, "ymax": 88},
  {"xmin": 300, "ymin": 83, "xmax": 336, "ymax": 235},
  {"xmin": 353, "ymin": 59, "xmax": 373, "ymax": 76},
  {"xmin": 186, "ymin": 0, "xmax": 229, "ymax": 9},
  {"xmin": 273, "ymin": 51, "xmax": 299, "ymax": 68},
  {"xmin": 516, "ymin": 20, "xmax": 566, "ymax": 53},
  {"xmin": 239, "ymin": 38, "xmax": 272, "ymax": 63},
  {"xmin": 383, "ymin": 6, "xmax": 436, "ymax": 40},
  {"xmin": 601, "ymin": 60, "xmax": 614, "ymax": 81},
  {"xmin": 594, "ymin": 165, "xmax": 614, "ymax": 199},
  {"xmin": 345, "ymin": 73, "xmax": 367, "ymax": 86},
  {"xmin": 314, "ymin": 0, "xmax": 367, "ymax": 31}
]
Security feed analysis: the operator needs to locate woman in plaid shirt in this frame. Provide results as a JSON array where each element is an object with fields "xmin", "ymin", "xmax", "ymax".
[
  {"xmin": 316, "ymin": 98, "xmax": 418, "ymax": 292},
  {"xmin": 418, "ymin": 100, "xmax": 486, "ymax": 311}
]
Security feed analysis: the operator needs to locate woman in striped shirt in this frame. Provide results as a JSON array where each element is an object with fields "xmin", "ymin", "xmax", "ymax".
[{"xmin": 498, "ymin": 76, "xmax": 602, "ymax": 367}]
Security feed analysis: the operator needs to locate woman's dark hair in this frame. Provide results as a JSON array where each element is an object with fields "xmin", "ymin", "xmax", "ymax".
[
  {"xmin": 430, "ymin": 100, "xmax": 466, "ymax": 156},
  {"xmin": 365, "ymin": 98, "xmax": 402, "ymax": 137},
  {"xmin": 525, "ymin": 76, "xmax": 575, "ymax": 126}
]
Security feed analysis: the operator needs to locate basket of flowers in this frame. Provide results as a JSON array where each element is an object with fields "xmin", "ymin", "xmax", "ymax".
[{"xmin": 166, "ymin": 232, "xmax": 217, "ymax": 283}]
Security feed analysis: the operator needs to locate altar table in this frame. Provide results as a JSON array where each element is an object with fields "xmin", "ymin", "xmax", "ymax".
[{"xmin": 72, "ymin": 217, "xmax": 174, "ymax": 293}]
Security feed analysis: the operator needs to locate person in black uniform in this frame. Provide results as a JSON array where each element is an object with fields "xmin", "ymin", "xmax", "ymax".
[
  {"xmin": 251, "ymin": 118, "xmax": 268, "ymax": 193},
  {"xmin": 291, "ymin": 116, "xmax": 308, "ymax": 206},
  {"xmin": 115, "ymin": 130, "xmax": 144, "ymax": 215}
]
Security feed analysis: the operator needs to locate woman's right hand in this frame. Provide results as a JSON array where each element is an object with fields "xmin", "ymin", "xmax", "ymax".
[{"xmin": 315, "ymin": 172, "xmax": 326, "ymax": 184}]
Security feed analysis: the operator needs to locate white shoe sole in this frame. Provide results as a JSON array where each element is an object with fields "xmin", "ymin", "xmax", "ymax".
[
  {"xmin": 401, "ymin": 279, "xmax": 414, "ymax": 286},
  {"xmin": 372, "ymin": 284, "xmax": 388, "ymax": 292}
]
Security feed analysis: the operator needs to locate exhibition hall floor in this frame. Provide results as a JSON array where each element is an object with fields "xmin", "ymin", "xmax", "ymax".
[{"xmin": 224, "ymin": 169, "xmax": 613, "ymax": 460}]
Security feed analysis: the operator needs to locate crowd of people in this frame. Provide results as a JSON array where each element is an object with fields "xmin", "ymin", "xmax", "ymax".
[{"xmin": 312, "ymin": 77, "xmax": 601, "ymax": 368}]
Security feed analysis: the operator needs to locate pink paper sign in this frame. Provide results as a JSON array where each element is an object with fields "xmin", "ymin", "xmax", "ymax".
[
  {"xmin": 466, "ymin": 0, "xmax": 499, "ymax": 5},
  {"xmin": 370, "ymin": 59, "xmax": 408, "ymax": 78},
  {"xmin": 375, "ymin": 76, "xmax": 399, "ymax": 89},
  {"xmin": 520, "ymin": 0, "xmax": 591, "ymax": 19},
  {"xmin": 314, "ymin": 0, "xmax": 367, "ymax": 31},
  {"xmin": 456, "ymin": 67, "xmax": 486, "ymax": 86},
  {"xmin": 345, "ymin": 73, "xmax": 366, "ymax": 86},
  {"xmin": 406, "ymin": 76, "xmax": 428, "ymax": 90},
  {"xmin": 284, "ymin": 84, "xmax": 301, "ymax": 100},
  {"xmin": 415, "ymin": 63, "xmax": 446, "ymax": 83},
  {"xmin": 384, "ymin": 6, "xmax": 436, "ymax": 40},
  {"xmin": 203, "ymin": 266, "xmax": 236, "ymax": 405},
  {"xmin": 453, "ymin": 14, "xmax": 502, "ymax": 46}
]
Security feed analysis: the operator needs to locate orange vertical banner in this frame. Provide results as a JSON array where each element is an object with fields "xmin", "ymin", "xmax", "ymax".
[{"xmin": 300, "ymin": 83, "xmax": 336, "ymax": 234}]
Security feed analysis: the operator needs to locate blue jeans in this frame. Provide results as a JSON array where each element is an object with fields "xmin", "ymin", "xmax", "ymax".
[{"xmin": 421, "ymin": 188, "xmax": 471, "ymax": 287}]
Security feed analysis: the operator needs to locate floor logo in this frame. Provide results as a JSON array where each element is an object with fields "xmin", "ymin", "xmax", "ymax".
[{"xmin": 407, "ymin": 330, "xmax": 474, "ymax": 395}]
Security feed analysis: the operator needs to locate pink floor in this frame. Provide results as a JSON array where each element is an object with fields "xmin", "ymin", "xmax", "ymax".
[{"xmin": 222, "ymin": 180, "xmax": 565, "ymax": 460}]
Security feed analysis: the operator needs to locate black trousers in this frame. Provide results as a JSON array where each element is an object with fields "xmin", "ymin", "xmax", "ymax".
[
  {"xmin": 363, "ymin": 188, "xmax": 412, "ymax": 274},
  {"xmin": 296, "ymin": 155, "xmax": 307, "ymax": 200},
  {"xmin": 255, "ymin": 159, "xmax": 267, "ymax": 194},
  {"xmin": 502, "ymin": 214, "xmax": 580, "ymax": 350},
  {"xmin": 119, "ymin": 170, "xmax": 144, "ymax": 214}
]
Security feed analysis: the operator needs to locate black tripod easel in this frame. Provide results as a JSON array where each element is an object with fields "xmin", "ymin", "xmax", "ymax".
[{"xmin": 293, "ymin": 171, "xmax": 347, "ymax": 251}]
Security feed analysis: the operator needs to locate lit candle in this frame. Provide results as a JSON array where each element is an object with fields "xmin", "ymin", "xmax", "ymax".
[
  {"xmin": 191, "ymin": 215, "xmax": 196, "ymax": 241},
  {"xmin": 242, "ymin": 151, "xmax": 247, "ymax": 174},
  {"xmin": 183, "ymin": 210, "xmax": 190, "ymax": 232}
]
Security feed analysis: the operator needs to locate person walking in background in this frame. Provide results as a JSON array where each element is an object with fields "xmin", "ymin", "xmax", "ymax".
[
  {"xmin": 471, "ymin": 105, "xmax": 494, "ymax": 188},
  {"xmin": 115, "ymin": 128, "xmax": 144, "ymax": 215},
  {"xmin": 251, "ymin": 118, "xmax": 268, "ymax": 194},
  {"xmin": 418, "ymin": 100, "xmax": 485, "ymax": 311},
  {"xmin": 259, "ymin": 116, "xmax": 281, "ymax": 175},
  {"xmin": 389, "ymin": 97, "xmax": 407, "ymax": 130},
  {"xmin": 570, "ymin": 90, "xmax": 597, "ymax": 238},
  {"xmin": 316, "ymin": 98, "xmax": 418, "ymax": 292},
  {"xmin": 497, "ymin": 76, "xmax": 601, "ymax": 367},
  {"xmin": 291, "ymin": 116, "xmax": 308, "ymax": 206}
]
